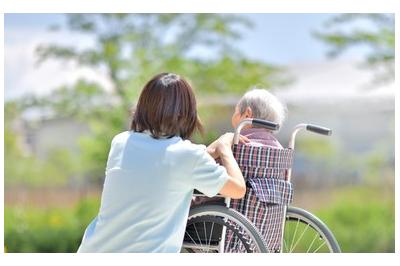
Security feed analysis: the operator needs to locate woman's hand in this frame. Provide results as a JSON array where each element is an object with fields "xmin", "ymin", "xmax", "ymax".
[
  {"xmin": 215, "ymin": 133, "xmax": 245, "ymax": 155},
  {"xmin": 207, "ymin": 133, "xmax": 249, "ymax": 159},
  {"xmin": 214, "ymin": 133, "xmax": 249, "ymax": 199},
  {"xmin": 206, "ymin": 132, "xmax": 249, "ymax": 199}
]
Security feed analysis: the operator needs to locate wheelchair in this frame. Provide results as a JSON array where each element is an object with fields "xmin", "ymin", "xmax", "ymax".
[{"xmin": 181, "ymin": 118, "xmax": 341, "ymax": 253}]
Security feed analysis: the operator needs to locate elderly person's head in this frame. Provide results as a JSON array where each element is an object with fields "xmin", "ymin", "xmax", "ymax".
[{"xmin": 231, "ymin": 88, "xmax": 287, "ymax": 131}]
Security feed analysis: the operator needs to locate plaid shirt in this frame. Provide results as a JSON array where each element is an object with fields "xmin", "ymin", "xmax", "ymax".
[{"xmin": 225, "ymin": 131, "xmax": 294, "ymax": 252}]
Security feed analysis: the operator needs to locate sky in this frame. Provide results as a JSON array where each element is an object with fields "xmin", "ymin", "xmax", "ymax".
[{"xmin": 4, "ymin": 13, "xmax": 372, "ymax": 100}]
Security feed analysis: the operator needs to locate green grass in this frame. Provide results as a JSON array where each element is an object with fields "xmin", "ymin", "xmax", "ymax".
[
  {"xmin": 5, "ymin": 197, "xmax": 99, "ymax": 253},
  {"xmin": 4, "ymin": 185, "xmax": 394, "ymax": 253},
  {"xmin": 314, "ymin": 186, "xmax": 395, "ymax": 252}
]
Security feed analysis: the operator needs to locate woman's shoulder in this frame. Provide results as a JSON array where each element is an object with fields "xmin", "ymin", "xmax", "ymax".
[
  {"xmin": 168, "ymin": 139, "xmax": 208, "ymax": 160},
  {"xmin": 111, "ymin": 131, "xmax": 131, "ymax": 144},
  {"xmin": 170, "ymin": 139, "xmax": 205, "ymax": 152}
]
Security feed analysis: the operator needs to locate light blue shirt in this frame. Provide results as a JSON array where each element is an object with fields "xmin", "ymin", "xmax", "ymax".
[{"xmin": 77, "ymin": 131, "xmax": 229, "ymax": 253}]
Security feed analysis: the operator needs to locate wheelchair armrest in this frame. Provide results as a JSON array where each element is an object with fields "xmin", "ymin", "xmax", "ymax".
[{"xmin": 193, "ymin": 190, "xmax": 225, "ymax": 198}]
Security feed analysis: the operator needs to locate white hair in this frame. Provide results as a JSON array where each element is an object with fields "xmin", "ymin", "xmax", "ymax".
[{"xmin": 237, "ymin": 88, "xmax": 287, "ymax": 129}]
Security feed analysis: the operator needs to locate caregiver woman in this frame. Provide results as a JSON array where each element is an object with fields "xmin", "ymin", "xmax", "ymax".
[{"xmin": 77, "ymin": 73, "xmax": 247, "ymax": 253}]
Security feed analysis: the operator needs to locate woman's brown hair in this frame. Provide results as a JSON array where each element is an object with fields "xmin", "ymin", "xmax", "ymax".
[{"xmin": 131, "ymin": 73, "xmax": 203, "ymax": 139}]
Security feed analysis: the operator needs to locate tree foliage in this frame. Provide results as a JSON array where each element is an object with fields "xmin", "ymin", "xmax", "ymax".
[
  {"xmin": 314, "ymin": 14, "xmax": 394, "ymax": 84},
  {"xmin": 9, "ymin": 14, "xmax": 285, "ymax": 185},
  {"xmin": 36, "ymin": 14, "xmax": 282, "ymax": 109}
]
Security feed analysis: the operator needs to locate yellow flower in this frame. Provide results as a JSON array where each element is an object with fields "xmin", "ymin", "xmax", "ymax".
[{"xmin": 49, "ymin": 214, "xmax": 62, "ymax": 226}]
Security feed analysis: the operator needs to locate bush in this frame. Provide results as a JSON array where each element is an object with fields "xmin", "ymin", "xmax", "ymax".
[
  {"xmin": 5, "ymin": 197, "xmax": 99, "ymax": 253},
  {"xmin": 4, "ymin": 186, "xmax": 394, "ymax": 252},
  {"xmin": 315, "ymin": 186, "xmax": 395, "ymax": 252}
]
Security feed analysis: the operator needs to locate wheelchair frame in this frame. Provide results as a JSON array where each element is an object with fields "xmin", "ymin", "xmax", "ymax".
[{"xmin": 184, "ymin": 118, "xmax": 339, "ymax": 253}]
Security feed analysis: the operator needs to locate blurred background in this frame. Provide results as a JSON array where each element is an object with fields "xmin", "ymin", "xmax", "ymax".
[{"xmin": 4, "ymin": 13, "xmax": 394, "ymax": 252}]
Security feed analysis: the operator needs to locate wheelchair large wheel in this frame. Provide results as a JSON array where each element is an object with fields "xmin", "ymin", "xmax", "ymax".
[
  {"xmin": 283, "ymin": 206, "xmax": 341, "ymax": 253},
  {"xmin": 182, "ymin": 204, "xmax": 269, "ymax": 253}
]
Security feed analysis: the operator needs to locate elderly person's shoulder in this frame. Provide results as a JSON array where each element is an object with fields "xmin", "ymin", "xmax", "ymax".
[{"xmin": 242, "ymin": 128, "xmax": 284, "ymax": 149}]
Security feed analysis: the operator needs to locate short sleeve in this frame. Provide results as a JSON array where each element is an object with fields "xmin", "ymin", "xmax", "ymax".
[{"xmin": 191, "ymin": 145, "xmax": 229, "ymax": 197}]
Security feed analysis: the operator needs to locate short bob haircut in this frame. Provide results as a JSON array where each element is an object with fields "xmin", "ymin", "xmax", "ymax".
[{"xmin": 131, "ymin": 73, "xmax": 203, "ymax": 139}]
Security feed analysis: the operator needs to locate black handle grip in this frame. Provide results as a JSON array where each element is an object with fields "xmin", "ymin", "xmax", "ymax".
[
  {"xmin": 306, "ymin": 124, "xmax": 332, "ymax": 136},
  {"xmin": 252, "ymin": 119, "xmax": 280, "ymax": 131}
]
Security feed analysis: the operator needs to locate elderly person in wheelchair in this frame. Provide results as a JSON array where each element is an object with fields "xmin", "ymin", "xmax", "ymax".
[{"xmin": 190, "ymin": 88, "xmax": 293, "ymax": 253}]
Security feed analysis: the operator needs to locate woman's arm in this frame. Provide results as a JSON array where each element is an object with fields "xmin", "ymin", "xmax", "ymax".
[{"xmin": 207, "ymin": 133, "xmax": 248, "ymax": 199}]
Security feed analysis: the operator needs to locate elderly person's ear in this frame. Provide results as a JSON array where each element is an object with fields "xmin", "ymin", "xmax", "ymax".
[{"xmin": 244, "ymin": 107, "xmax": 253, "ymax": 118}]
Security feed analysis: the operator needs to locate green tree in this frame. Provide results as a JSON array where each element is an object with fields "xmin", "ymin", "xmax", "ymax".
[
  {"xmin": 16, "ymin": 14, "xmax": 285, "ymax": 184},
  {"xmin": 314, "ymin": 14, "xmax": 394, "ymax": 84},
  {"xmin": 36, "ymin": 14, "xmax": 283, "ymax": 108}
]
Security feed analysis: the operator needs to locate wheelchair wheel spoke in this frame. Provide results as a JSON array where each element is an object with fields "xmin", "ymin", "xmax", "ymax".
[
  {"xmin": 203, "ymin": 222, "xmax": 208, "ymax": 253},
  {"xmin": 289, "ymin": 218, "xmax": 300, "ymax": 252},
  {"xmin": 313, "ymin": 240, "xmax": 327, "ymax": 253},
  {"xmin": 225, "ymin": 231, "xmax": 235, "ymax": 252},
  {"xmin": 207, "ymin": 222, "xmax": 215, "ymax": 251},
  {"xmin": 306, "ymin": 231, "xmax": 319, "ymax": 253},
  {"xmin": 283, "ymin": 238, "xmax": 289, "ymax": 253},
  {"xmin": 185, "ymin": 231, "xmax": 198, "ymax": 247},
  {"xmin": 232, "ymin": 230, "xmax": 242, "ymax": 252},
  {"xmin": 283, "ymin": 219, "xmax": 290, "ymax": 252},
  {"xmin": 290, "ymin": 223, "xmax": 309, "ymax": 252},
  {"xmin": 281, "ymin": 208, "xmax": 341, "ymax": 253},
  {"xmin": 193, "ymin": 224, "xmax": 205, "ymax": 251},
  {"xmin": 185, "ymin": 205, "xmax": 270, "ymax": 253}
]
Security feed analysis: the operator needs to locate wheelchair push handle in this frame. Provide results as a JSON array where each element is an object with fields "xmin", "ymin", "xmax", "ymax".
[
  {"xmin": 306, "ymin": 124, "xmax": 332, "ymax": 136},
  {"xmin": 288, "ymin": 123, "xmax": 332, "ymax": 151},
  {"xmin": 252, "ymin": 118, "xmax": 280, "ymax": 131},
  {"xmin": 233, "ymin": 118, "xmax": 279, "ymax": 145}
]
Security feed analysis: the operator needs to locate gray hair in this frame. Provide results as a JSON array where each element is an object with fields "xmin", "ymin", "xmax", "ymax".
[{"xmin": 237, "ymin": 88, "xmax": 287, "ymax": 128}]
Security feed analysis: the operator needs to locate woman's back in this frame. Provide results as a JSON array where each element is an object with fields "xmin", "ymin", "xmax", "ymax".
[
  {"xmin": 77, "ymin": 73, "xmax": 246, "ymax": 253},
  {"xmin": 78, "ymin": 131, "xmax": 228, "ymax": 252}
]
